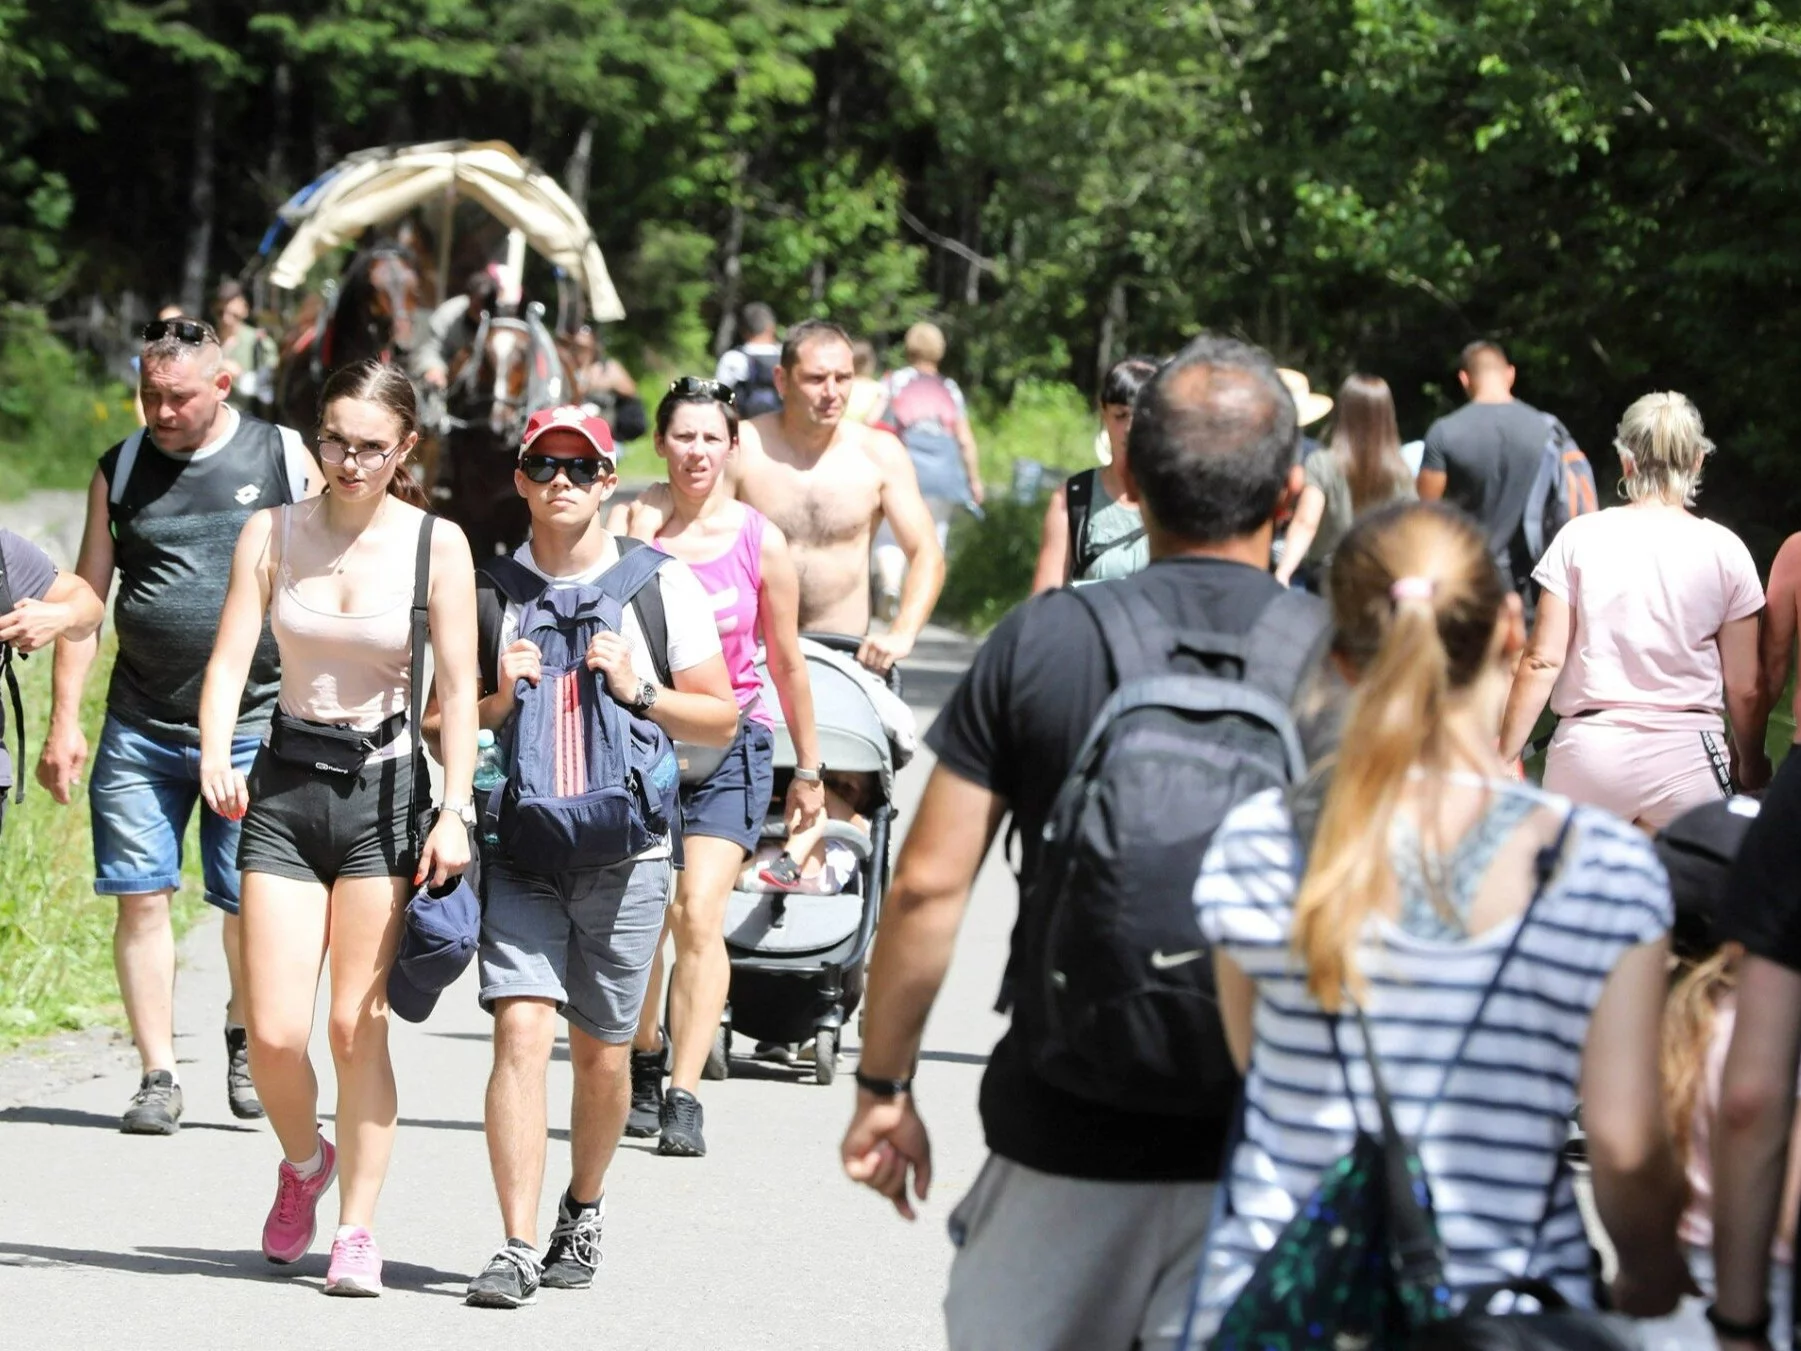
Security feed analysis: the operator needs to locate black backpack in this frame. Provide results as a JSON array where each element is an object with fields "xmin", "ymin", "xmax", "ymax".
[
  {"xmin": 734, "ymin": 350, "xmax": 783, "ymax": 418},
  {"xmin": 1004, "ymin": 583, "xmax": 1331, "ymax": 1115},
  {"xmin": 0, "ymin": 549, "xmax": 25, "ymax": 827}
]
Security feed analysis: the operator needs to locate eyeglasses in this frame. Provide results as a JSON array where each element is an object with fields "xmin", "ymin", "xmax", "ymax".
[
  {"xmin": 141, "ymin": 319, "xmax": 219, "ymax": 346},
  {"xmin": 318, "ymin": 438, "xmax": 404, "ymax": 471},
  {"xmin": 519, "ymin": 453, "xmax": 610, "ymax": 486},
  {"xmin": 668, "ymin": 376, "xmax": 736, "ymax": 406}
]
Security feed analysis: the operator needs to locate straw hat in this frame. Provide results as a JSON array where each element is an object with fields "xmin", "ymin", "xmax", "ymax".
[{"xmin": 1277, "ymin": 368, "xmax": 1333, "ymax": 427}]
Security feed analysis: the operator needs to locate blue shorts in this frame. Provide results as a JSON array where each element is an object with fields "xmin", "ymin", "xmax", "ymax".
[
  {"xmin": 679, "ymin": 719, "xmax": 775, "ymax": 854},
  {"xmin": 89, "ymin": 715, "xmax": 264, "ymax": 914}
]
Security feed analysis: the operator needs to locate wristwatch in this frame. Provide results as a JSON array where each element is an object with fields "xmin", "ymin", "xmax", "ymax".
[
  {"xmin": 440, "ymin": 800, "xmax": 477, "ymax": 830},
  {"xmin": 854, "ymin": 1069, "xmax": 913, "ymax": 1099},
  {"xmin": 792, "ymin": 764, "xmax": 826, "ymax": 783},
  {"xmin": 627, "ymin": 679, "xmax": 659, "ymax": 715}
]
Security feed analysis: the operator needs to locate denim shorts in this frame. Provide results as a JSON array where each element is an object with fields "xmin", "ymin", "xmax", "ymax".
[
  {"xmin": 679, "ymin": 718, "xmax": 775, "ymax": 853},
  {"xmin": 89, "ymin": 715, "xmax": 265, "ymax": 914},
  {"xmin": 478, "ymin": 856, "xmax": 673, "ymax": 1042},
  {"xmin": 237, "ymin": 747, "xmax": 418, "ymax": 886}
]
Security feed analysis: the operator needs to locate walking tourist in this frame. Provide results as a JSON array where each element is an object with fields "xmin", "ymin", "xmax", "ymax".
[
  {"xmin": 715, "ymin": 302, "xmax": 784, "ymax": 417},
  {"xmin": 198, "ymin": 358, "xmax": 479, "ymax": 1294}
]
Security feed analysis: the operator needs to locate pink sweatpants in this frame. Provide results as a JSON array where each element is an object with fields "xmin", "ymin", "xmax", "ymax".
[{"xmin": 1543, "ymin": 718, "xmax": 1731, "ymax": 831}]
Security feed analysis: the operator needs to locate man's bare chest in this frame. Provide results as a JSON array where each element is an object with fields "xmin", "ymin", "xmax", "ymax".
[{"xmin": 744, "ymin": 461, "xmax": 881, "ymax": 547}]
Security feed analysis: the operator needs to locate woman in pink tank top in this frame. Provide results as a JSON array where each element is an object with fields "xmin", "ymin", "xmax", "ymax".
[{"xmin": 608, "ymin": 379, "xmax": 822, "ymax": 1155}]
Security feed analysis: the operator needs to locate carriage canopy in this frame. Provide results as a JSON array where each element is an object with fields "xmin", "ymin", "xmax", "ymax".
[{"xmin": 264, "ymin": 140, "xmax": 625, "ymax": 323}]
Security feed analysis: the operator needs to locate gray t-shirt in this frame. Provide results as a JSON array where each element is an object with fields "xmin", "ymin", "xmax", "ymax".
[
  {"xmin": 0, "ymin": 529, "xmax": 59, "ymax": 609},
  {"xmin": 1300, "ymin": 449, "xmax": 1417, "ymax": 572},
  {"xmin": 1421, "ymin": 398, "xmax": 1561, "ymax": 589}
]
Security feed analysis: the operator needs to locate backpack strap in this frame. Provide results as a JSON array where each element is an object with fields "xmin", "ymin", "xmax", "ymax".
[
  {"xmin": 407, "ymin": 514, "xmax": 436, "ymax": 855},
  {"xmin": 1071, "ymin": 580, "xmax": 1173, "ymax": 684},
  {"xmin": 615, "ymin": 537, "xmax": 673, "ymax": 689},
  {"xmin": 475, "ymin": 556, "xmax": 548, "ymax": 696},
  {"xmin": 1064, "ymin": 469, "xmax": 1096, "ymax": 579},
  {"xmin": 0, "ymin": 548, "xmax": 22, "ymax": 805},
  {"xmin": 1239, "ymin": 589, "xmax": 1335, "ymax": 710},
  {"xmin": 108, "ymin": 428, "xmax": 148, "ymax": 509}
]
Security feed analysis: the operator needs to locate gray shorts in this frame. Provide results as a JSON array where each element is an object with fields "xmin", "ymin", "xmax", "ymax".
[
  {"xmin": 477, "ymin": 856, "xmax": 673, "ymax": 1042},
  {"xmin": 944, "ymin": 1154, "xmax": 1216, "ymax": 1351}
]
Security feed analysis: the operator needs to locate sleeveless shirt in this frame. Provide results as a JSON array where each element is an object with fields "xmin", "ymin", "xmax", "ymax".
[
  {"xmin": 101, "ymin": 414, "xmax": 295, "ymax": 744},
  {"xmin": 1070, "ymin": 469, "xmax": 1149, "ymax": 583},
  {"xmin": 655, "ymin": 506, "xmax": 773, "ymax": 727}
]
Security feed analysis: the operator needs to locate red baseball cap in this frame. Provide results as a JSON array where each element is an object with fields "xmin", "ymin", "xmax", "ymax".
[{"xmin": 520, "ymin": 405, "xmax": 616, "ymax": 465}]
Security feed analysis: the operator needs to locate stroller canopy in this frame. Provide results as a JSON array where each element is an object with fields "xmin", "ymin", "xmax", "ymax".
[
  {"xmin": 762, "ymin": 656, "xmax": 895, "ymax": 797},
  {"xmin": 263, "ymin": 140, "xmax": 625, "ymax": 323}
]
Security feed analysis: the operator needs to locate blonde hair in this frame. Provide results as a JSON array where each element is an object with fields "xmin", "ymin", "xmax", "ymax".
[
  {"xmin": 1662, "ymin": 948, "xmax": 1737, "ymax": 1166},
  {"xmin": 904, "ymin": 321, "xmax": 947, "ymax": 364},
  {"xmin": 1292, "ymin": 502, "xmax": 1509, "ymax": 1010},
  {"xmin": 1614, "ymin": 391, "xmax": 1714, "ymax": 506}
]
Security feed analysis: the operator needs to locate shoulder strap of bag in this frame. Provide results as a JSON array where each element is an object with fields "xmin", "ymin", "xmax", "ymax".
[
  {"xmin": 1070, "ymin": 579, "xmax": 1173, "ymax": 685},
  {"xmin": 1241, "ymin": 589, "xmax": 1335, "ymax": 710},
  {"xmin": 474, "ymin": 556, "xmax": 547, "ymax": 695},
  {"xmin": 1064, "ymin": 468, "xmax": 1096, "ymax": 575},
  {"xmin": 108, "ymin": 428, "xmax": 148, "ymax": 509},
  {"xmin": 614, "ymin": 537, "xmax": 673, "ymax": 688},
  {"xmin": 407, "ymin": 514, "xmax": 435, "ymax": 855},
  {"xmin": 0, "ymin": 548, "xmax": 21, "ymax": 805}
]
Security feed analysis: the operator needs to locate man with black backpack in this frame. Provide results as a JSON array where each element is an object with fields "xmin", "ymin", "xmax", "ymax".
[
  {"xmin": 455, "ymin": 407, "xmax": 740, "ymax": 1309},
  {"xmin": 841, "ymin": 335, "xmax": 1338, "ymax": 1351},
  {"xmin": 714, "ymin": 301, "xmax": 784, "ymax": 418}
]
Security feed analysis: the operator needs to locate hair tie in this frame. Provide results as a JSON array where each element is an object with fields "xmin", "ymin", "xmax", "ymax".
[{"xmin": 1389, "ymin": 576, "xmax": 1437, "ymax": 605}]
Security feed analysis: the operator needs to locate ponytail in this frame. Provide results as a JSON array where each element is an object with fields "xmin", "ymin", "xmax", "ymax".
[
  {"xmin": 387, "ymin": 461, "xmax": 430, "ymax": 509},
  {"xmin": 1290, "ymin": 502, "xmax": 1508, "ymax": 1010},
  {"xmin": 1661, "ymin": 948, "xmax": 1736, "ymax": 1166}
]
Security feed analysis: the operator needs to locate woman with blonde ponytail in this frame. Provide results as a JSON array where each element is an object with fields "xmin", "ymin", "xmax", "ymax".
[
  {"xmin": 1500, "ymin": 391, "xmax": 1766, "ymax": 829},
  {"xmin": 1188, "ymin": 501, "xmax": 1689, "ymax": 1337}
]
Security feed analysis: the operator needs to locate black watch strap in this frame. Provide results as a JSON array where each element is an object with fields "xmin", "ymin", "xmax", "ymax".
[
  {"xmin": 854, "ymin": 1069, "xmax": 913, "ymax": 1098},
  {"xmin": 1705, "ymin": 1304, "xmax": 1772, "ymax": 1341}
]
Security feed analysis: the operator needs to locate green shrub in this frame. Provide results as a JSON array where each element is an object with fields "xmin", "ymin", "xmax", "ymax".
[
  {"xmin": 935, "ymin": 495, "xmax": 1047, "ymax": 635},
  {"xmin": 969, "ymin": 378, "xmax": 1097, "ymax": 489},
  {"xmin": 0, "ymin": 310, "xmax": 138, "ymax": 502}
]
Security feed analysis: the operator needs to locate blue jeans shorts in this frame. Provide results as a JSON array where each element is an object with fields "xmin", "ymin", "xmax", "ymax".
[
  {"xmin": 679, "ymin": 718, "xmax": 775, "ymax": 854},
  {"xmin": 89, "ymin": 715, "xmax": 264, "ymax": 914}
]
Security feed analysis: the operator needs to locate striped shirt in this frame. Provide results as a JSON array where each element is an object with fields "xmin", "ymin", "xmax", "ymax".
[{"xmin": 1190, "ymin": 782, "xmax": 1670, "ymax": 1324}]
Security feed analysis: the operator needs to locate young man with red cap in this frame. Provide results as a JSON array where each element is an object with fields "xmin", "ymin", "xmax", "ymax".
[{"xmin": 455, "ymin": 407, "xmax": 739, "ymax": 1308}]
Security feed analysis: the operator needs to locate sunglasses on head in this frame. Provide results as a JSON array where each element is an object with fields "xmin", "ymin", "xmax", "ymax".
[
  {"xmin": 668, "ymin": 376, "xmax": 736, "ymax": 406},
  {"xmin": 141, "ymin": 318, "xmax": 219, "ymax": 345},
  {"xmin": 518, "ymin": 452, "xmax": 610, "ymax": 486}
]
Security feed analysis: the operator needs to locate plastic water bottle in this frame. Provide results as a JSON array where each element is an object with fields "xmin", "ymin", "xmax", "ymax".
[{"xmin": 472, "ymin": 729, "xmax": 505, "ymax": 849}]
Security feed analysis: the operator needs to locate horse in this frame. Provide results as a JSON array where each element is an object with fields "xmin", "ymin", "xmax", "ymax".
[
  {"xmin": 275, "ymin": 242, "xmax": 424, "ymax": 441},
  {"xmin": 427, "ymin": 307, "xmax": 576, "ymax": 558}
]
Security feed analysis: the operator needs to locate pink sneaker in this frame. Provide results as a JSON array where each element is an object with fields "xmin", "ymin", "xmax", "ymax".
[
  {"xmin": 262, "ymin": 1137, "xmax": 338, "ymax": 1264},
  {"xmin": 324, "ymin": 1227, "xmax": 383, "ymax": 1297}
]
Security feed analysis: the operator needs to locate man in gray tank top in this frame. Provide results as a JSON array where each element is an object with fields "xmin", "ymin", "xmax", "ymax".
[{"xmin": 37, "ymin": 318, "xmax": 316, "ymax": 1135}]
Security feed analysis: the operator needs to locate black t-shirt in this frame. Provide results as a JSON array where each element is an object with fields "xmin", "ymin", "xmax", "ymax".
[
  {"xmin": 1716, "ymin": 751, "xmax": 1801, "ymax": 971},
  {"xmin": 1420, "ymin": 398, "xmax": 1560, "ymax": 590},
  {"xmin": 925, "ymin": 556, "xmax": 1334, "ymax": 1182}
]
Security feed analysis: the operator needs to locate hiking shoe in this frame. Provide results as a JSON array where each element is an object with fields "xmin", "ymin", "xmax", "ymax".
[
  {"xmin": 625, "ymin": 1047, "xmax": 663, "ymax": 1138},
  {"xmin": 262, "ymin": 1137, "xmax": 338, "ymax": 1264},
  {"xmin": 324, "ymin": 1226, "xmax": 382, "ymax": 1297},
  {"xmin": 466, "ymin": 1240, "xmax": 541, "ymax": 1308},
  {"xmin": 659, "ymin": 1088, "xmax": 706, "ymax": 1157},
  {"xmin": 225, "ymin": 1025, "xmax": 265, "ymax": 1120},
  {"xmin": 121, "ymin": 1071, "xmax": 183, "ymax": 1135},
  {"xmin": 758, "ymin": 853, "xmax": 804, "ymax": 891},
  {"xmin": 540, "ymin": 1193, "xmax": 604, "ymax": 1289}
]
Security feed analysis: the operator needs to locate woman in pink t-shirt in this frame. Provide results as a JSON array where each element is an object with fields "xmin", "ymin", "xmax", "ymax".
[
  {"xmin": 1501, "ymin": 392, "xmax": 1767, "ymax": 829},
  {"xmin": 607, "ymin": 378, "xmax": 823, "ymax": 1157}
]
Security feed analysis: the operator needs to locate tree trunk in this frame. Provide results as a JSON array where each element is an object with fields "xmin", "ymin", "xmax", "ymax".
[
  {"xmin": 565, "ymin": 120, "xmax": 596, "ymax": 209},
  {"xmin": 962, "ymin": 188, "xmax": 983, "ymax": 305},
  {"xmin": 713, "ymin": 152, "xmax": 749, "ymax": 356},
  {"xmin": 1096, "ymin": 278, "xmax": 1127, "ymax": 392},
  {"xmin": 179, "ymin": 76, "xmax": 217, "ymax": 314},
  {"xmin": 266, "ymin": 61, "xmax": 292, "ymax": 209}
]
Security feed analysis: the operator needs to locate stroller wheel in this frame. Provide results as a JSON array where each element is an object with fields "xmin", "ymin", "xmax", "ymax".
[
  {"xmin": 813, "ymin": 1029, "xmax": 838, "ymax": 1086},
  {"xmin": 703, "ymin": 1023, "xmax": 730, "ymax": 1082}
]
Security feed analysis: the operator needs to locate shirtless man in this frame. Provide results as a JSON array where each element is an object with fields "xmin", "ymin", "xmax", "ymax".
[{"xmin": 625, "ymin": 320, "xmax": 944, "ymax": 675}]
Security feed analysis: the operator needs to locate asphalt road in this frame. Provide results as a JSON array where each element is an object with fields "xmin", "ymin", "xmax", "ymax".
[{"xmin": 0, "ymin": 625, "xmax": 1010, "ymax": 1350}]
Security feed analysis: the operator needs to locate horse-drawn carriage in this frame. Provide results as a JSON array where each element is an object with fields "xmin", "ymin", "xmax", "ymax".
[{"xmin": 251, "ymin": 139, "xmax": 625, "ymax": 557}]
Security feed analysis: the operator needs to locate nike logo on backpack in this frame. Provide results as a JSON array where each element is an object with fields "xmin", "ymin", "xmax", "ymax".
[{"xmin": 1149, "ymin": 948, "xmax": 1206, "ymax": 971}]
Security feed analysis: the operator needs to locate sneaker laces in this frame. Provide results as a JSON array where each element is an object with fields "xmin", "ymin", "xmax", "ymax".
[
  {"xmin": 666, "ymin": 1092, "xmax": 702, "ymax": 1134},
  {"xmin": 273, "ymin": 1166, "xmax": 308, "ymax": 1226},
  {"xmin": 485, "ymin": 1243, "xmax": 541, "ymax": 1285},
  {"xmin": 548, "ymin": 1205, "xmax": 602, "ymax": 1271},
  {"xmin": 130, "ymin": 1076, "xmax": 171, "ymax": 1108},
  {"xmin": 335, "ymin": 1229, "xmax": 375, "ymax": 1262}
]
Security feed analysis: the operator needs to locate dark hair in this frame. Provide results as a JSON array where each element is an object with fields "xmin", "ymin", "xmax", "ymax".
[
  {"xmin": 214, "ymin": 279, "xmax": 246, "ymax": 309},
  {"xmin": 741, "ymin": 302, "xmax": 777, "ymax": 338},
  {"xmin": 1329, "ymin": 373, "xmax": 1410, "ymax": 512},
  {"xmin": 1124, "ymin": 333, "xmax": 1297, "ymax": 543},
  {"xmin": 1100, "ymin": 354, "xmax": 1160, "ymax": 409},
  {"xmin": 1459, "ymin": 339, "xmax": 1509, "ymax": 378},
  {"xmin": 654, "ymin": 384, "xmax": 740, "ymax": 445},
  {"xmin": 317, "ymin": 358, "xmax": 429, "ymax": 508},
  {"xmin": 780, "ymin": 318, "xmax": 854, "ymax": 371}
]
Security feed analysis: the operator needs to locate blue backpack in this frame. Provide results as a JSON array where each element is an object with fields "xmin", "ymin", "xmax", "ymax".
[
  {"xmin": 1521, "ymin": 414, "xmax": 1599, "ymax": 564},
  {"xmin": 478, "ymin": 546, "xmax": 682, "ymax": 873}
]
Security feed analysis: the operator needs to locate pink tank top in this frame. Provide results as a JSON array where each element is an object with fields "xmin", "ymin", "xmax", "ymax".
[{"xmin": 656, "ymin": 505, "xmax": 772, "ymax": 727}]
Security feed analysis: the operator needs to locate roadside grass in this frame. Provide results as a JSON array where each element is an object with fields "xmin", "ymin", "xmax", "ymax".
[
  {"xmin": 0, "ymin": 637, "xmax": 207, "ymax": 1048},
  {"xmin": 0, "ymin": 311, "xmax": 138, "ymax": 502}
]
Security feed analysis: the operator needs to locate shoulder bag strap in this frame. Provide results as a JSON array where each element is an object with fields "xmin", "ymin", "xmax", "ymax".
[
  {"xmin": 1070, "ymin": 579, "xmax": 1169, "ymax": 685},
  {"xmin": 407, "ymin": 515, "xmax": 435, "ymax": 855},
  {"xmin": 1241, "ymin": 589, "xmax": 1335, "ymax": 710},
  {"xmin": 0, "ymin": 548, "xmax": 20, "ymax": 804},
  {"xmin": 615, "ymin": 537, "xmax": 673, "ymax": 688},
  {"xmin": 1064, "ymin": 468, "xmax": 1096, "ymax": 576}
]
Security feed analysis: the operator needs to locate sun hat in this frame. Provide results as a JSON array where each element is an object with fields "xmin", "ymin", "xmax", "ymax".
[{"xmin": 1277, "ymin": 369, "xmax": 1334, "ymax": 427}]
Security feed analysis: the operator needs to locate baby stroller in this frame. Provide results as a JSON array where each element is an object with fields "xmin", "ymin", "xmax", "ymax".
[{"xmin": 704, "ymin": 636, "xmax": 896, "ymax": 1086}]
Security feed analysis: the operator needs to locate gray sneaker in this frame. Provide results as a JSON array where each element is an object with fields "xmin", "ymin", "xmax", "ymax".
[
  {"xmin": 625, "ymin": 1048, "xmax": 662, "ymax": 1138},
  {"xmin": 121, "ymin": 1071, "xmax": 183, "ymax": 1135},
  {"xmin": 225, "ymin": 1026, "xmax": 264, "ymax": 1119},
  {"xmin": 540, "ymin": 1193, "xmax": 603, "ymax": 1289},
  {"xmin": 466, "ymin": 1240, "xmax": 541, "ymax": 1308}
]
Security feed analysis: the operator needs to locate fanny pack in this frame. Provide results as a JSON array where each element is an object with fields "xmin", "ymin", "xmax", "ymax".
[{"xmin": 268, "ymin": 709, "xmax": 407, "ymax": 777}]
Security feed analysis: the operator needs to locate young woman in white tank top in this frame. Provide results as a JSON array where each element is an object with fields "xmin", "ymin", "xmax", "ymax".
[{"xmin": 198, "ymin": 360, "xmax": 479, "ymax": 1297}]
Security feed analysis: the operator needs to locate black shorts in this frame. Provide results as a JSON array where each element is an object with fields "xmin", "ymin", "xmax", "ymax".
[
  {"xmin": 678, "ymin": 719, "xmax": 775, "ymax": 854},
  {"xmin": 1717, "ymin": 749, "xmax": 1801, "ymax": 971},
  {"xmin": 238, "ymin": 747, "xmax": 418, "ymax": 885}
]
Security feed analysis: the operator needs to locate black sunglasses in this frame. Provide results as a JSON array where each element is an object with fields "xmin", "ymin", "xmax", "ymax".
[
  {"xmin": 141, "ymin": 318, "xmax": 219, "ymax": 345},
  {"xmin": 518, "ymin": 452, "xmax": 610, "ymax": 486},
  {"xmin": 668, "ymin": 376, "xmax": 736, "ymax": 406}
]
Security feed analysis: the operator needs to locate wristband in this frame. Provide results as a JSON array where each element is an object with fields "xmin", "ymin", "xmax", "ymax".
[
  {"xmin": 1705, "ymin": 1304, "xmax": 1771, "ymax": 1341},
  {"xmin": 854, "ymin": 1069, "xmax": 912, "ymax": 1099},
  {"xmin": 792, "ymin": 765, "xmax": 825, "ymax": 783}
]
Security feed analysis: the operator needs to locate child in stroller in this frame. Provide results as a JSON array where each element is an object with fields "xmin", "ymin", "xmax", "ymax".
[{"xmin": 745, "ymin": 771, "xmax": 874, "ymax": 896}]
